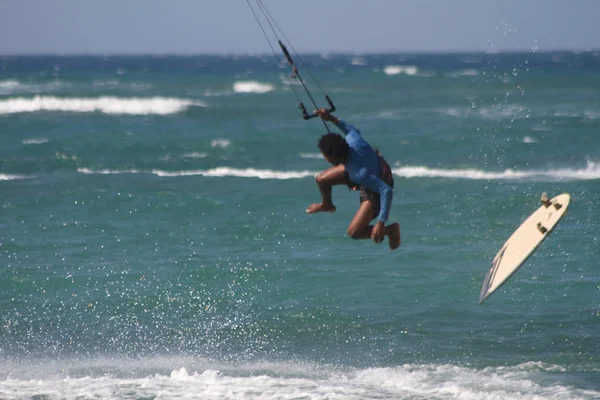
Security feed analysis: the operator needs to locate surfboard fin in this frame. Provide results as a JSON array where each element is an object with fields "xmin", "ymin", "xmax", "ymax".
[
  {"xmin": 540, "ymin": 192, "xmax": 551, "ymax": 208},
  {"xmin": 537, "ymin": 222, "xmax": 548, "ymax": 234},
  {"xmin": 542, "ymin": 192, "xmax": 564, "ymax": 210}
]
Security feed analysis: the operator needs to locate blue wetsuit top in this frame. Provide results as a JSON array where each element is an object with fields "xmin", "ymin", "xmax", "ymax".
[{"xmin": 335, "ymin": 119, "xmax": 393, "ymax": 222}]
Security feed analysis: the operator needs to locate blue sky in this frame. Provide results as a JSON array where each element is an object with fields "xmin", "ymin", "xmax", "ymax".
[{"xmin": 1, "ymin": 0, "xmax": 599, "ymax": 55}]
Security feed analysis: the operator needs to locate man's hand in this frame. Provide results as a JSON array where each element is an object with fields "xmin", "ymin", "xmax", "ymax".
[
  {"xmin": 314, "ymin": 108, "xmax": 338, "ymax": 123},
  {"xmin": 371, "ymin": 220, "xmax": 385, "ymax": 244}
]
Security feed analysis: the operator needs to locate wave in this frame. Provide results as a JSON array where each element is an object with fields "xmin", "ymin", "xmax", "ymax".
[
  {"xmin": 233, "ymin": 80, "xmax": 275, "ymax": 94},
  {"xmin": 0, "ymin": 359, "xmax": 595, "ymax": 400},
  {"xmin": 441, "ymin": 104, "xmax": 600, "ymax": 121},
  {"xmin": 0, "ymin": 96, "xmax": 205, "ymax": 115},
  {"xmin": 22, "ymin": 138, "xmax": 49, "ymax": 145},
  {"xmin": 0, "ymin": 173, "xmax": 32, "ymax": 181},
  {"xmin": 298, "ymin": 152, "xmax": 323, "ymax": 159},
  {"xmin": 78, "ymin": 167, "xmax": 316, "ymax": 180},
  {"xmin": 0, "ymin": 79, "xmax": 69, "ymax": 95},
  {"xmin": 394, "ymin": 161, "xmax": 600, "ymax": 181},
  {"xmin": 160, "ymin": 152, "xmax": 209, "ymax": 161},
  {"xmin": 0, "ymin": 79, "xmax": 154, "ymax": 95},
  {"xmin": 383, "ymin": 65, "xmax": 419, "ymax": 76},
  {"xmin": 0, "ymin": 79, "xmax": 20, "ymax": 89},
  {"xmin": 447, "ymin": 68, "xmax": 480, "ymax": 77},
  {"xmin": 181, "ymin": 152, "xmax": 208, "ymax": 159},
  {"xmin": 77, "ymin": 161, "xmax": 600, "ymax": 181},
  {"xmin": 211, "ymin": 139, "xmax": 230, "ymax": 148}
]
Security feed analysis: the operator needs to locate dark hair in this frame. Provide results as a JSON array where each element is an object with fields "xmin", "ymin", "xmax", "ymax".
[{"xmin": 318, "ymin": 133, "xmax": 349, "ymax": 160}]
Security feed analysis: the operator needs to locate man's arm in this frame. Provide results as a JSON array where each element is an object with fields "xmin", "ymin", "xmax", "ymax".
[
  {"xmin": 362, "ymin": 174, "xmax": 393, "ymax": 222},
  {"xmin": 315, "ymin": 108, "xmax": 360, "ymax": 137}
]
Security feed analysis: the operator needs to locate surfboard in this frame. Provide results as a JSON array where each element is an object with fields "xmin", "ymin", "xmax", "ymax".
[{"xmin": 479, "ymin": 193, "xmax": 571, "ymax": 304}]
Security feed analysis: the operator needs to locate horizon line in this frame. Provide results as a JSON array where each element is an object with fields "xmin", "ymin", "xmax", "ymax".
[{"xmin": 1, "ymin": 48, "xmax": 599, "ymax": 58}]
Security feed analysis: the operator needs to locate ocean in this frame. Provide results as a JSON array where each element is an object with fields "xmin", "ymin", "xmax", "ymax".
[{"xmin": 0, "ymin": 52, "xmax": 599, "ymax": 399}]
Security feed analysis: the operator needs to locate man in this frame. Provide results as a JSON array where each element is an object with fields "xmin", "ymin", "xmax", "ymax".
[{"xmin": 306, "ymin": 109, "xmax": 401, "ymax": 250}]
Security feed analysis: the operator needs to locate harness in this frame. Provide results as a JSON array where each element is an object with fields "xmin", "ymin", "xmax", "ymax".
[{"xmin": 347, "ymin": 149, "xmax": 394, "ymax": 191}]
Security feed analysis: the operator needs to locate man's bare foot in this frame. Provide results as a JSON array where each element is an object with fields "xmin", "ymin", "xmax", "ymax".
[
  {"xmin": 388, "ymin": 223, "xmax": 401, "ymax": 250},
  {"xmin": 306, "ymin": 203, "xmax": 336, "ymax": 214}
]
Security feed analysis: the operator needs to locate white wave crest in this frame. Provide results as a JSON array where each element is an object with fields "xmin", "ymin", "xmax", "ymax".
[
  {"xmin": 0, "ymin": 96, "xmax": 205, "ymax": 115},
  {"xmin": 155, "ymin": 167, "xmax": 317, "ymax": 180},
  {"xmin": 396, "ymin": 166, "xmax": 529, "ymax": 180},
  {"xmin": 0, "ymin": 173, "xmax": 32, "ymax": 181},
  {"xmin": 233, "ymin": 80, "xmax": 275, "ymax": 94},
  {"xmin": 78, "ymin": 161, "xmax": 600, "ymax": 182},
  {"xmin": 78, "ymin": 167, "xmax": 316, "ymax": 180},
  {"xmin": 0, "ymin": 80, "xmax": 70, "ymax": 95},
  {"xmin": 22, "ymin": 138, "xmax": 49, "ymax": 145},
  {"xmin": 0, "ymin": 360, "xmax": 595, "ymax": 400},
  {"xmin": 0, "ymin": 79, "xmax": 19, "ymax": 89},
  {"xmin": 181, "ymin": 152, "xmax": 208, "ymax": 159},
  {"xmin": 298, "ymin": 152, "xmax": 323, "ymax": 159},
  {"xmin": 211, "ymin": 139, "xmax": 230, "ymax": 148},
  {"xmin": 78, "ymin": 168, "xmax": 140, "ymax": 175},
  {"xmin": 394, "ymin": 161, "xmax": 600, "ymax": 181},
  {"xmin": 383, "ymin": 65, "xmax": 419, "ymax": 76}
]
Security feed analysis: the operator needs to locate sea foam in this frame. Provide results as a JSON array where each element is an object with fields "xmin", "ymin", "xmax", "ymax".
[
  {"xmin": 78, "ymin": 167, "xmax": 316, "ymax": 180},
  {"xmin": 77, "ymin": 161, "xmax": 600, "ymax": 182},
  {"xmin": 0, "ymin": 360, "xmax": 595, "ymax": 400},
  {"xmin": 0, "ymin": 173, "xmax": 32, "ymax": 180},
  {"xmin": 22, "ymin": 138, "xmax": 49, "ymax": 145},
  {"xmin": 211, "ymin": 139, "xmax": 230, "ymax": 148},
  {"xmin": 383, "ymin": 65, "xmax": 419, "ymax": 76},
  {"xmin": 0, "ymin": 96, "xmax": 204, "ymax": 115},
  {"xmin": 394, "ymin": 160, "xmax": 600, "ymax": 181},
  {"xmin": 233, "ymin": 80, "xmax": 275, "ymax": 94}
]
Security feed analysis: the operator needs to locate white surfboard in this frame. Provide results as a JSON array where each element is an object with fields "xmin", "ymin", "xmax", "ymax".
[{"xmin": 479, "ymin": 193, "xmax": 571, "ymax": 304}]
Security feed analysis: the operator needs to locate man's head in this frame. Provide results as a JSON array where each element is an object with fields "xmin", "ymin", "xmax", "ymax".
[{"xmin": 318, "ymin": 133, "xmax": 349, "ymax": 166}]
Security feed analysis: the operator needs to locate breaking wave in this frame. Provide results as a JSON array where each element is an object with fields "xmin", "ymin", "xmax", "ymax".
[
  {"xmin": 0, "ymin": 96, "xmax": 205, "ymax": 115},
  {"xmin": 383, "ymin": 65, "xmax": 419, "ymax": 76},
  {"xmin": 233, "ymin": 80, "xmax": 275, "ymax": 94},
  {"xmin": 394, "ymin": 161, "xmax": 600, "ymax": 181},
  {"xmin": 76, "ymin": 161, "xmax": 600, "ymax": 182},
  {"xmin": 78, "ymin": 167, "xmax": 316, "ymax": 180},
  {"xmin": 0, "ymin": 359, "xmax": 596, "ymax": 400}
]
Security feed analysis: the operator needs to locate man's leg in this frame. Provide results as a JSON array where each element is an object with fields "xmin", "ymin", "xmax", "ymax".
[
  {"xmin": 347, "ymin": 201, "xmax": 401, "ymax": 250},
  {"xmin": 347, "ymin": 200, "xmax": 376, "ymax": 239},
  {"xmin": 306, "ymin": 164, "xmax": 347, "ymax": 214}
]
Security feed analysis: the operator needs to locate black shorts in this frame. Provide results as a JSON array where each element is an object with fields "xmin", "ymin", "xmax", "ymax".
[{"xmin": 344, "ymin": 152, "xmax": 394, "ymax": 219}]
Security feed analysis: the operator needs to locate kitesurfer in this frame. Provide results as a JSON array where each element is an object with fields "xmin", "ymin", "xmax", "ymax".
[{"xmin": 307, "ymin": 109, "xmax": 401, "ymax": 250}]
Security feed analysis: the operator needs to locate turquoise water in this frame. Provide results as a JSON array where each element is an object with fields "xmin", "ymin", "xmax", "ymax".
[{"xmin": 0, "ymin": 53, "xmax": 599, "ymax": 399}]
